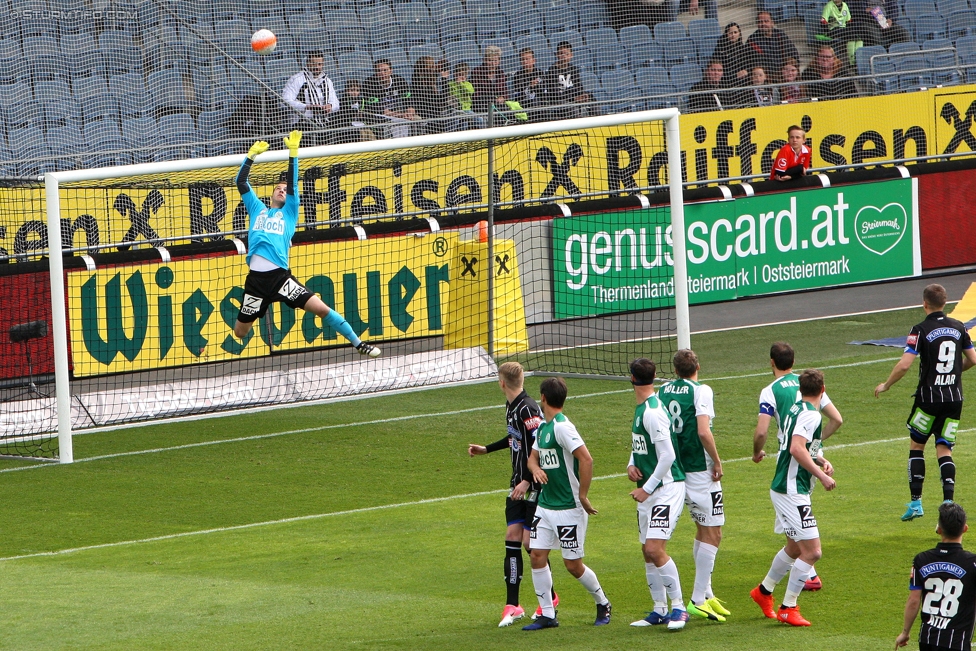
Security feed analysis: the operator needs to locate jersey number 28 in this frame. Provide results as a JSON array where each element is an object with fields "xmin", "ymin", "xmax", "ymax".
[{"xmin": 923, "ymin": 577, "xmax": 963, "ymax": 617}]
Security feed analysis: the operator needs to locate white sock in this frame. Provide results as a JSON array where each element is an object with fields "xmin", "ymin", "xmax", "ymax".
[
  {"xmin": 658, "ymin": 558, "xmax": 684, "ymax": 608},
  {"xmin": 646, "ymin": 562, "xmax": 668, "ymax": 615},
  {"xmin": 762, "ymin": 548, "xmax": 794, "ymax": 593},
  {"xmin": 809, "ymin": 565, "xmax": 818, "ymax": 579},
  {"xmin": 531, "ymin": 566, "xmax": 555, "ymax": 618},
  {"xmin": 784, "ymin": 559, "xmax": 813, "ymax": 607},
  {"xmin": 577, "ymin": 566, "xmax": 609, "ymax": 605},
  {"xmin": 692, "ymin": 542, "xmax": 718, "ymax": 605}
]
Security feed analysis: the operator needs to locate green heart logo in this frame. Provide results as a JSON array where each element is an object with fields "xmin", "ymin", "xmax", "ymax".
[{"xmin": 854, "ymin": 203, "xmax": 907, "ymax": 255}]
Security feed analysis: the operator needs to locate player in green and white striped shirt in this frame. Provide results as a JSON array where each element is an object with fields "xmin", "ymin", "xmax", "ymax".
[
  {"xmin": 523, "ymin": 377, "xmax": 611, "ymax": 631},
  {"xmin": 752, "ymin": 342, "xmax": 843, "ymax": 591},
  {"xmin": 659, "ymin": 349, "xmax": 730, "ymax": 624},
  {"xmin": 750, "ymin": 369, "xmax": 838, "ymax": 627},
  {"xmin": 627, "ymin": 358, "xmax": 691, "ymax": 631}
]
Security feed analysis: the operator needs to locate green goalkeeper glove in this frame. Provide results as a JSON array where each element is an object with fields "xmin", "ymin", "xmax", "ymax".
[
  {"xmin": 247, "ymin": 141, "xmax": 269, "ymax": 159},
  {"xmin": 283, "ymin": 130, "xmax": 302, "ymax": 157}
]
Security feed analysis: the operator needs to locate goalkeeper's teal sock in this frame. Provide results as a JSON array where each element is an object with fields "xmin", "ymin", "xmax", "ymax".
[{"xmin": 324, "ymin": 309, "xmax": 362, "ymax": 347}]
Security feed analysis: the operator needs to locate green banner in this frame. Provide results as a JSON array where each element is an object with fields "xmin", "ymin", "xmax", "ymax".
[{"xmin": 551, "ymin": 178, "xmax": 919, "ymax": 319}]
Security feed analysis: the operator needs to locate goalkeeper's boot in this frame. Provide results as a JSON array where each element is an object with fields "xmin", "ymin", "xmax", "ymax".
[
  {"xmin": 498, "ymin": 604, "xmax": 524, "ymax": 627},
  {"xmin": 532, "ymin": 591, "xmax": 558, "ymax": 619},
  {"xmin": 687, "ymin": 599, "xmax": 726, "ymax": 622},
  {"xmin": 902, "ymin": 500, "xmax": 924, "ymax": 521},
  {"xmin": 356, "ymin": 342, "xmax": 381, "ymax": 357},
  {"xmin": 777, "ymin": 605, "xmax": 811, "ymax": 627},
  {"xmin": 750, "ymin": 585, "xmax": 776, "ymax": 619},
  {"xmin": 705, "ymin": 596, "xmax": 731, "ymax": 617}
]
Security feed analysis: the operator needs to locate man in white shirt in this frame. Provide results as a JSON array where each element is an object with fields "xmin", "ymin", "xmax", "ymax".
[{"xmin": 282, "ymin": 51, "xmax": 338, "ymax": 144}]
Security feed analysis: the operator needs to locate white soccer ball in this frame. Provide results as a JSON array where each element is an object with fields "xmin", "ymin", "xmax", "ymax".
[{"xmin": 251, "ymin": 29, "xmax": 277, "ymax": 55}]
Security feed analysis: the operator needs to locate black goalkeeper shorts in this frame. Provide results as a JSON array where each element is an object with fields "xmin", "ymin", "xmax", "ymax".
[{"xmin": 237, "ymin": 267, "xmax": 314, "ymax": 323}]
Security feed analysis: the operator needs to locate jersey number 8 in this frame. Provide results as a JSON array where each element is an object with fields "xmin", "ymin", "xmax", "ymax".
[
  {"xmin": 667, "ymin": 401, "xmax": 684, "ymax": 434},
  {"xmin": 923, "ymin": 577, "xmax": 963, "ymax": 618}
]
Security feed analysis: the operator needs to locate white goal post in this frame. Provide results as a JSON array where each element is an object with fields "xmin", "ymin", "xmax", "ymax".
[{"xmin": 43, "ymin": 108, "xmax": 689, "ymax": 464}]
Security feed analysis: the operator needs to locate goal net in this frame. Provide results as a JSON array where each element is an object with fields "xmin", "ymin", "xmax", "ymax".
[{"xmin": 4, "ymin": 108, "xmax": 686, "ymax": 463}]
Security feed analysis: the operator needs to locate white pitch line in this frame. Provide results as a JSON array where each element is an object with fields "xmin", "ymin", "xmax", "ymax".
[{"xmin": 0, "ymin": 432, "xmax": 949, "ymax": 564}]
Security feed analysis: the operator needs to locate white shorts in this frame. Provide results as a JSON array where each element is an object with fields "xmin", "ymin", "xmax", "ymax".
[
  {"xmin": 771, "ymin": 490, "xmax": 820, "ymax": 541},
  {"xmin": 530, "ymin": 505, "xmax": 588, "ymax": 559},
  {"xmin": 638, "ymin": 481, "xmax": 685, "ymax": 543},
  {"xmin": 684, "ymin": 470, "xmax": 725, "ymax": 527}
]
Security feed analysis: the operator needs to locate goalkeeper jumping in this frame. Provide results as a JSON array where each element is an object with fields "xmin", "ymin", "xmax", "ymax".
[{"xmin": 233, "ymin": 130, "xmax": 380, "ymax": 357}]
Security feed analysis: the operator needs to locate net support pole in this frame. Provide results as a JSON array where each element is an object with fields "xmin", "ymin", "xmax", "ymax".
[
  {"xmin": 44, "ymin": 173, "xmax": 74, "ymax": 464},
  {"xmin": 665, "ymin": 114, "xmax": 691, "ymax": 351},
  {"xmin": 486, "ymin": 106, "xmax": 495, "ymax": 359}
]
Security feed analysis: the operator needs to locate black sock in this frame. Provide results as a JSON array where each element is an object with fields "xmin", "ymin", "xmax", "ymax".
[
  {"xmin": 909, "ymin": 450, "xmax": 925, "ymax": 501},
  {"xmin": 759, "ymin": 584, "xmax": 773, "ymax": 596},
  {"xmin": 939, "ymin": 455, "xmax": 956, "ymax": 502},
  {"xmin": 505, "ymin": 541, "xmax": 522, "ymax": 606}
]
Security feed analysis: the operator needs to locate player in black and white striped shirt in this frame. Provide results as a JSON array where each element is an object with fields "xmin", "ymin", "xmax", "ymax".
[
  {"xmin": 896, "ymin": 502, "xmax": 976, "ymax": 651},
  {"xmin": 468, "ymin": 362, "xmax": 548, "ymax": 627},
  {"xmin": 877, "ymin": 284, "xmax": 976, "ymax": 522}
]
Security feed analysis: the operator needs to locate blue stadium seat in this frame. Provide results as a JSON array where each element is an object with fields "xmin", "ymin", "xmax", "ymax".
[
  {"xmin": 429, "ymin": 0, "xmax": 465, "ymax": 20},
  {"xmin": 360, "ymin": 5, "xmax": 399, "ymax": 48},
  {"xmin": 947, "ymin": 10, "xmax": 976, "ymax": 39},
  {"xmin": 937, "ymin": 0, "xmax": 969, "ymax": 16},
  {"xmin": 669, "ymin": 62, "xmax": 702, "ymax": 92},
  {"xmin": 923, "ymin": 38, "xmax": 962, "ymax": 83},
  {"xmin": 466, "ymin": 0, "xmax": 501, "ymax": 15},
  {"xmin": 637, "ymin": 66, "xmax": 671, "ymax": 88},
  {"xmin": 515, "ymin": 33, "xmax": 554, "ymax": 69},
  {"xmin": 249, "ymin": 0, "xmax": 283, "ymax": 20},
  {"xmin": 213, "ymin": 18, "xmax": 253, "ymax": 59},
  {"xmin": 586, "ymin": 28, "xmax": 625, "ymax": 70},
  {"xmin": 48, "ymin": 125, "xmax": 85, "ymax": 155},
  {"xmin": 110, "ymin": 73, "xmax": 150, "ymax": 119},
  {"xmin": 544, "ymin": 11, "xmax": 578, "ymax": 36},
  {"xmin": 855, "ymin": 44, "xmax": 889, "ymax": 74},
  {"xmin": 443, "ymin": 41, "xmax": 482, "ymax": 68},
  {"xmin": 0, "ymin": 81, "xmax": 33, "ymax": 129},
  {"xmin": 913, "ymin": 14, "xmax": 947, "ymax": 41},
  {"xmin": 663, "ymin": 38, "xmax": 698, "ymax": 65},
  {"xmin": 171, "ymin": 0, "xmax": 211, "ymax": 24},
  {"xmin": 265, "ymin": 58, "xmax": 298, "ymax": 91},
  {"xmin": 210, "ymin": 0, "xmax": 246, "ymax": 22},
  {"xmin": 476, "ymin": 12, "xmax": 511, "ymax": 40},
  {"xmin": 122, "ymin": 116, "xmax": 159, "ymax": 151},
  {"xmin": 23, "ymin": 36, "xmax": 63, "ymax": 83},
  {"xmin": 689, "ymin": 19, "xmax": 721, "ymax": 62},
  {"xmin": 956, "ymin": 34, "xmax": 976, "ymax": 63},
  {"xmin": 440, "ymin": 15, "xmax": 476, "ymax": 43},
  {"xmin": 499, "ymin": 0, "xmax": 535, "ymax": 15},
  {"xmin": 759, "ymin": 0, "xmax": 796, "ymax": 23},
  {"xmin": 856, "ymin": 45, "xmax": 897, "ymax": 92},
  {"xmin": 654, "ymin": 21, "xmax": 688, "ymax": 43},
  {"xmin": 0, "ymin": 40, "xmax": 28, "ymax": 85},
  {"xmin": 338, "ymin": 51, "xmax": 375, "ymax": 87},
  {"xmin": 85, "ymin": 119, "xmax": 125, "ymax": 151},
  {"xmin": 904, "ymin": 0, "xmax": 939, "ymax": 22},
  {"xmin": 158, "ymin": 113, "xmax": 199, "ymax": 142},
  {"xmin": 148, "ymin": 69, "xmax": 196, "ymax": 116},
  {"xmin": 513, "ymin": 11, "xmax": 545, "ymax": 39},
  {"xmin": 620, "ymin": 24, "xmax": 654, "ymax": 56},
  {"xmin": 59, "ymin": 34, "xmax": 104, "ymax": 80},
  {"xmin": 578, "ymin": 0, "xmax": 609, "ymax": 31},
  {"xmin": 629, "ymin": 40, "xmax": 665, "ymax": 68}
]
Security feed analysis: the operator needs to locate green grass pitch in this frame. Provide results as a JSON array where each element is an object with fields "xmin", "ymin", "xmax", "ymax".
[{"xmin": 0, "ymin": 306, "xmax": 967, "ymax": 650}]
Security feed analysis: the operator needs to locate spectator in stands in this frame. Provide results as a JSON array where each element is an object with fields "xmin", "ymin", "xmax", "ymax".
[
  {"xmin": 847, "ymin": 0, "xmax": 911, "ymax": 48},
  {"xmin": 687, "ymin": 59, "xmax": 734, "ymax": 112},
  {"xmin": 819, "ymin": 0, "xmax": 863, "ymax": 66},
  {"xmin": 363, "ymin": 58, "xmax": 415, "ymax": 120},
  {"xmin": 449, "ymin": 63, "xmax": 475, "ymax": 111},
  {"xmin": 780, "ymin": 58, "xmax": 803, "ymax": 103},
  {"xmin": 801, "ymin": 45, "xmax": 858, "ymax": 99},
  {"xmin": 744, "ymin": 66, "xmax": 775, "ymax": 106},
  {"xmin": 282, "ymin": 51, "xmax": 339, "ymax": 145},
  {"xmin": 714, "ymin": 22, "xmax": 756, "ymax": 87},
  {"xmin": 410, "ymin": 56, "xmax": 452, "ymax": 132},
  {"xmin": 331, "ymin": 79, "xmax": 371, "ymax": 144},
  {"xmin": 746, "ymin": 11, "xmax": 800, "ymax": 82},
  {"xmin": 471, "ymin": 45, "xmax": 510, "ymax": 113},
  {"xmin": 543, "ymin": 41, "xmax": 593, "ymax": 120},
  {"xmin": 770, "ymin": 124, "xmax": 811, "ymax": 181},
  {"xmin": 511, "ymin": 47, "xmax": 545, "ymax": 114}
]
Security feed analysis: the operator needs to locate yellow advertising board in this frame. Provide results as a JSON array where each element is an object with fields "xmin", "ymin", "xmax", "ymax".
[
  {"xmin": 7, "ymin": 86, "xmax": 976, "ymax": 259},
  {"xmin": 66, "ymin": 231, "xmax": 457, "ymax": 377}
]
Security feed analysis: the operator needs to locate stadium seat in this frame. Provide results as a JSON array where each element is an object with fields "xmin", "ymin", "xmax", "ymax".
[
  {"xmin": 499, "ymin": 0, "xmax": 535, "ymax": 15},
  {"xmin": 585, "ymin": 28, "xmax": 625, "ymax": 71},
  {"xmin": 759, "ymin": 0, "xmax": 796, "ymax": 23},
  {"xmin": 0, "ymin": 81, "xmax": 33, "ymax": 129},
  {"xmin": 0, "ymin": 39, "xmax": 27, "ymax": 85},
  {"xmin": 338, "ymin": 51, "xmax": 375, "ymax": 87},
  {"xmin": 48, "ymin": 125, "xmax": 86, "ymax": 155},
  {"xmin": 214, "ymin": 18, "xmax": 253, "ymax": 59},
  {"xmin": 476, "ymin": 12, "xmax": 511, "ymax": 40},
  {"xmin": 440, "ymin": 15, "xmax": 476, "ymax": 43},
  {"xmin": 512, "ymin": 10, "xmax": 545, "ymax": 39},
  {"xmin": 265, "ymin": 58, "xmax": 298, "ymax": 91},
  {"xmin": 36, "ymin": 79, "xmax": 77, "ymax": 120},
  {"xmin": 360, "ymin": 5, "xmax": 399, "ymax": 48},
  {"xmin": 913, "ymin": 14, "xmax": 947, "ymax": 41},
  {"xmin": 579, "ymin": 70, "xmax": 600, "ymax": 97},
  {"xmin": 210, "ymin": 0, "xmax": 246, "ymax": 22},
  {"xmin": 855, "ymin": 44, "xmax": 889, "ymax": 75},
  {"xmin": 637, "ymin": 65, "xmax": 671, "ymax": 88},
  {"xmin": 629, "ymin": 40, "xmax": 665, "ymax": 69},
  {"xmin": 158, "ymin": 113, "xmax": 199, "ymax": 143},
  {"xmin": 23, "ymin": 36, "xmax": 63, "ymax": 83},
  {"xmin": 654, "ymin": 21, "xmax": 688, "ymax": 43},
  {"xmin": 148, "ymin": 69, "xmax": 196, "ymax": 116},
  {"xmin": 110, "ymin": 72, "xmax": 150, "ymax": 119},
  {"xmin": 84, "ymin": 119, "xmax": 125, "ymax": 150},
  {"xmin": 904, "ymin": 0, "xmax": 939, "ymax": 22},
  {"xmin": 444, "ymin": 41, "xmax": 482, "ymax": 68},
  {"xmin": 59, "ymin": 34, "xmax": 104, "ymax": 80},
  {"xmin": 544, "ymin": 11, "xmax": 577, "ymax": 36},
  {"xmin": 856, "ymin": 45, "xmax": 897, "ymax": 92},
  {"xmin": 689, "ymin": 19, "xmax": 721, "ymax": 62},
  {"xmin": 937, "ymin": 0, "xmax": 969, "ymax": 17},
  {"xmin": 429, "ymin": 0, "xmax": 465, "ymax": 20},
  {"xmin": 947, "ymin": 10, "xmax": 976, "ymax": 39},
  {"xmin": 122, "ymin": 116, "xmax": 160, "ymax": 149},
  {"xmin": 620, "ymin": 24, "xmax": 654, "ymax": 51},
  {"xmin": 465, "ymin": 0, "xmax": 501, "ymax": 15},
  {"xmin": 663, "ymin": 38, "xmax": 698, "ymax": 65},
  {"xmin": 171, "ymin": 0, "xmax": 211, "ymax": 24},
  {"xmin": 578, "ymin": 0, "xmax": 609, "ymax": 31},
  {"xmin": 599, "ymin": 69, "xmax": 640, "ymax": 110},
  {"xmin": 923, "ymin": 38, "xmax": 962, "ymax": 83},
  {"xmin": 669, "ymin": 62, "xmax": 703, "ymax": 92},
  {"xmin": 956, "ymin": 34, "xmax": 976, "ymax": 63}
]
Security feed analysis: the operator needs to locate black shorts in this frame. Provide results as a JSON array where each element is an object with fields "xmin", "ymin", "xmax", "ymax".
[
  {"xmin": 237, "ymin": 267, "xmax": 314, "ymax": 324},
  {"xmin": 506, "ymin": 495, "xmax": 539, "ymax": 529},
  {"xmin": 907, "ymin": 400, "xmax": 963, "ymax": 448}
]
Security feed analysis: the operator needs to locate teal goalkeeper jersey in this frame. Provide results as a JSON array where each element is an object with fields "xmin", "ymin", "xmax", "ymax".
[
  {"xmin": 237, "ymin": 155, "xmax": 299, "ymax": 270},
  {"xmin": 534, "ymin": 412, "xmax": 585, "ymax": 510},
  {"xmin": 630, "ymin": 395, "xmax": 685, "ymax": 488},
  {"xmin": 659, "ymin": 378, "xmax": 714, "ymax": 474},
  {"xmin": 771, "ymin": 401, "xmax": 822, "ymax": 495}
]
